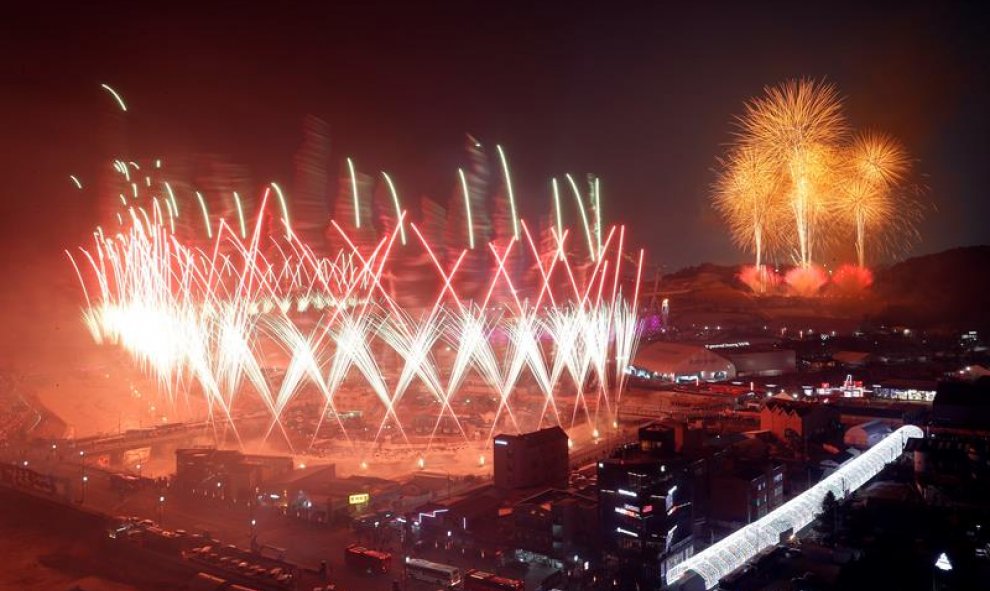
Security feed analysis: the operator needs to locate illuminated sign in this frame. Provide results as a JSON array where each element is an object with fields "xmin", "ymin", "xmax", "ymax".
[
  {"xmin": 706, "ymin": 341, "xmax": 750, "ymax": 350},
  {"xmin": 348, "ymin": 493, "xmax": 370, "ymax": 505},
  {"xmin": 614, "ymin": 507, "xmax": 638, "ymax": 518}
]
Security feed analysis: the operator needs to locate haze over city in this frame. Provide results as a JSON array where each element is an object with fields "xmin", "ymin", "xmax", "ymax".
[{"xmin": 2, "ymin": 3, "xmax": 989, "ymax": 591}]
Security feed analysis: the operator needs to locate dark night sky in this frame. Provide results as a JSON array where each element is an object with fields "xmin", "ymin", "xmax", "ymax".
[{"xmin": 1, "ymin": 1, "xmax": 987, "ymax": 272}]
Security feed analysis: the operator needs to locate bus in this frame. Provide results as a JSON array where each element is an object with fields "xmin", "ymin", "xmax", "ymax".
[
  {"xmin": 404, "ymin": 558, "xmax": 462, "ymax": 587},
  {"xmin": 465, "ymin": 569, "xmax": 525, "ymax": 591},
  {"xmin": 344, "ymin": 545, "xmax": 391, "ymax": 575},
  {"xmin": 464, "ymin": 569, "xmax": 526, "ymax": 591}
]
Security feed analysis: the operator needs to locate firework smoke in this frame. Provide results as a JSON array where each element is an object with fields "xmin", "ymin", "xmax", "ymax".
[
  {"xmin": 831, "ymin": 263, "xmax": 874, "ymax": 295},
  {"xmin": 784, "ymin": 264, "xmax": 828, "ymax": 297},
  {"xmin": 737, "ymin": 264, "xmax": 782, "ymax": 294}
]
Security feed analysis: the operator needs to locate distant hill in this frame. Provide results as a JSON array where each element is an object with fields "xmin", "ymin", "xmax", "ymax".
[
  {"xmin": 660, "ymin": 246, "xmax": 990, "ymax": 332},
  {"xmin": 664, "ymin": 263, "xmax": 741, "ymax": 284},
  {"xmin": 872, "ymin": 245, "xmax": 990, "ymax": 332}
]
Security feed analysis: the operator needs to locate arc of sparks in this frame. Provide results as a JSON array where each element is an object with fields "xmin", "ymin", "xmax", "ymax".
[
  {"xmin": 163, "ymin": 182, "xmax": 179, "ymax": 217},
  {"xmin": 566, "ymin": 173, "xmax": 596, "ymax": 260},
  {"xmin": 458, "ymin": 168, "xmax": 475, "ymax": 249},
  {"xmin": 233, "ymin": 191, "xmax": 247, "ymax": 239},
  {"xmin": 495, "ymin": 145, "xmax": 520, "ymax": 239},
  {"xmin": 381, "ymin": 172, "xmax": 407, "ymax": 245},
  {"xmin": 552, "ymin": 178, "xmax": 563, "ymax": 239},
  {"xmin": 270, "ymin": 182, "xmax": 291, "ymax": 239},
  {"xmin": 347, "ymin": 157, "xmax": 361, "ymax": 229},
  {"xmin": 69, "ymin": 175, "xmax": 83, "ymax": 189},
  {"xmin": 195, "ymin": 191, "xmax": 212, "ymax": 239},
  {"xmin": 100, "ymin": 83, "xmax": 127, "ymax": 112},
  {"xmin": 593, "ymin": 176, "xmax": 603, "ymax": 257}
]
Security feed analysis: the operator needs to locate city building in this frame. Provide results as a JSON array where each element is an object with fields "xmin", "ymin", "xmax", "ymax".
[
  {"xmin": 932, "ymin": 377, "xmax": 990, "ymax": 431},
  {"xmin": 872, "ymin": 378, "xmax": 938, "ymax": 402},
  {"xmin": 759, "ymin": 400, "xmax": 837, "ymax": 443},
  {"xmin": 262, "ymin": 470, "xmax": 400, "ymax": 524},
  {"xmin": 709, "ymin": 461, "xmax": 785, "ymax": 526},
  {"xmin": 638, "ymin": 420, "xmax": 705, "ymax": 456},
  {"xmin": 508, "ymin": 488, "xmax": 598, "ymax": 566},
  {"xmin": 174, "ymin": 449, "xmax": 294, "ymax": 503},
  {"xmin": 597, "ymin": 456, "xmax": 694, "ymax": 587},
  {"xmin": 493, "ymin": 426, "xmax": 569, "ymax": 490}
]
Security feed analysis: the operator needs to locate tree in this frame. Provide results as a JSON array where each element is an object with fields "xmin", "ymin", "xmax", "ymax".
[{"xmin": 819, "ymin": 490, "xmax": 839, "ymax": 544}]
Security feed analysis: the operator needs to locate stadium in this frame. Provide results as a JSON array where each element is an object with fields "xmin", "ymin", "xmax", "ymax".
[{"xmin": 70, "ymin": 143, "xmax": 645, "ymax": 475}]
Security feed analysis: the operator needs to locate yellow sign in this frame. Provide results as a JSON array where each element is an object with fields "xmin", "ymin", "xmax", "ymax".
[{"xmin": 349, "ymin": 493, "xmax": 370, "ymax": 505}]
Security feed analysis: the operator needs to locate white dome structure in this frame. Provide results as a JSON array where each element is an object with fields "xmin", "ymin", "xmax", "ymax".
[{"xmin": 632, "ymin": 341, "xmax": 736, "ymax": 382}]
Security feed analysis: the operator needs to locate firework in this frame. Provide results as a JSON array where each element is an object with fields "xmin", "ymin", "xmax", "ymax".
[
  {"xmin": 733, "ymin": 78, "xmax": 847, "ymax": 268},
  {"xmin": 838, "ymin": 132, "xmax": 917, "ymax": 267},
  {"xmin": 69, "ymin": 161, "xmax": 644, "ymax": 456},
  {"xmin": 714, "ymin": 147, "xmax": 788, "ymax": 272},
  {"xmin": 716, "ymin": 79, "xmax": 928, "ymax": 293}
]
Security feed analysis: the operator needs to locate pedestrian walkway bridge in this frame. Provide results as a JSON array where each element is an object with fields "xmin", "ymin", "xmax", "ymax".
[{"xmin": 666, "ymin": 425, "xmax": 924, "ymax": 590}]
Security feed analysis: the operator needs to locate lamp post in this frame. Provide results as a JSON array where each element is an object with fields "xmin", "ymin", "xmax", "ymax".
[
  {"xmin": 158, "ymin": 494, "xmax": 166, "ymax": 526},
  {"xmin": 81, "ymin": 472, "xmax": 89, "ymax": 504}
]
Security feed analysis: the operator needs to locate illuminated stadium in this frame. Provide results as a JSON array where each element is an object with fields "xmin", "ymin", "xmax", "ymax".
[{"xmin": 68, "ymin": 142, "xmax": 645, "ymax": 468}]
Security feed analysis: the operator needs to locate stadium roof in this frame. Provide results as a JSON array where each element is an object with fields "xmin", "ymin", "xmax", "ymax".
[{"xmin": 634, "ymin": 341, "xmax": 735, "ymax": 376}]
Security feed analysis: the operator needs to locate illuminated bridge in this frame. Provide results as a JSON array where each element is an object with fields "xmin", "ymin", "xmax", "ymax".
[{"xmin": 666, "ymin": 425, "xmax": 924, "ymax": 590}]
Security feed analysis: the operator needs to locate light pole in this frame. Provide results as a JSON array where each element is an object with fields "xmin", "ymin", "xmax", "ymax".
[
  {"xmin": 81, "ymin": 471, "xmax": 89, "ymax": 504},
  {"xmin": 158, "ymin": 494, "xmax": 166, "ymax": 526}
]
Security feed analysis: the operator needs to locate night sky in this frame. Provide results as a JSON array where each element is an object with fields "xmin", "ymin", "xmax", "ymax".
[{"xmin": 2, "ymin": 1, "xmax": 988, "ymax": 271}]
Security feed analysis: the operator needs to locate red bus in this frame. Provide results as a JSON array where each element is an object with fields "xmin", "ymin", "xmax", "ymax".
[
  {"xmin": 464, "ymin": 569, "xmax": 524, "ymax": 591},
  {"xmin": 344, "ymin": 545, "xmax": 391, "ymax": 574}
]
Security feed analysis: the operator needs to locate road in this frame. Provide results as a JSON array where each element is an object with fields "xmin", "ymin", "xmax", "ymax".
[{"xmin": 2, "ymin": 446, "xmax": 570, "ymax": 591}]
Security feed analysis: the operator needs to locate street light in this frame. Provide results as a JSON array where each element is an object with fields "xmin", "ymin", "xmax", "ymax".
[{"xmin": 158, "ymin": 495, "xmax": 166, "ymax": 525}]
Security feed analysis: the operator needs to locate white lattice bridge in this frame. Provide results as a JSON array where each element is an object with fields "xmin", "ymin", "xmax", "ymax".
[{"xmin": 666, "ymin": 425, "xmax": 924, "ymax": 590}]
